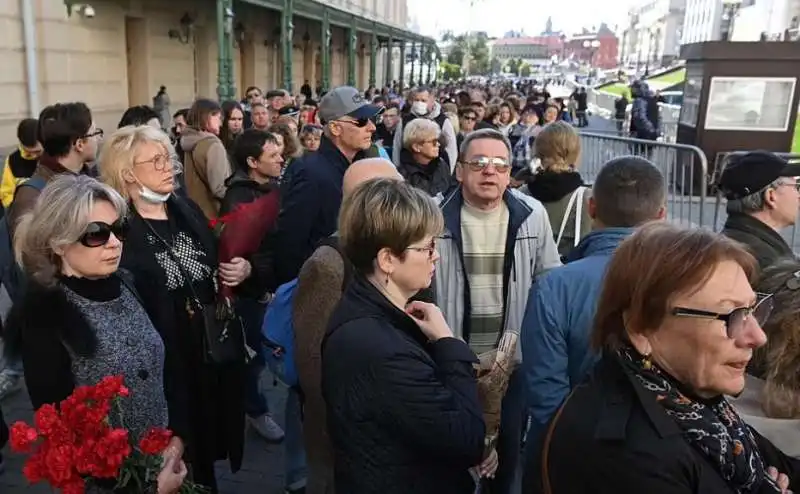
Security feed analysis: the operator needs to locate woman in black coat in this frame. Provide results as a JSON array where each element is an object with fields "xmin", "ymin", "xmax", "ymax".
[
  {"xmin": 321, "ymin": 179, "xmax": 488, "ymax": 494},
  {"xmin": 535, "ymin": 223, "xmax": 799, "ymax": 494}
]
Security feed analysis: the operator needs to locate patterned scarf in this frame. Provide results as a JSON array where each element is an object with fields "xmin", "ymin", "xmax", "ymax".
[{"xmin": 617, "ymin": 345, "xmax": 780, "ymax": 493}]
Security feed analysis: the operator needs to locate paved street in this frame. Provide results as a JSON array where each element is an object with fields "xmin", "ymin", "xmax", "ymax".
[{"xmin": 1, "ymin": 371, "xmax": 289, "ymax": 493}]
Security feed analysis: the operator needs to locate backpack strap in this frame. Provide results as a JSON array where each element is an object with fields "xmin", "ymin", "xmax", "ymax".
[
  {"xmin": 572, "ymin": 187, "xmax": 587, "ymax": 248},
  {"xmin": 555, "ymin": 188, "xmax": 582, "ymax": 248},
  {"xmin": 15, "ymin": 176, "xmax": 47, "ymax": 195}
]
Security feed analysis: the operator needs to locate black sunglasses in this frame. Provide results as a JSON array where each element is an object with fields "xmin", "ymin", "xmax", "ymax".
[{"xmin": 79, "ymin": 220, "xmax": 129, "ymax": 248}]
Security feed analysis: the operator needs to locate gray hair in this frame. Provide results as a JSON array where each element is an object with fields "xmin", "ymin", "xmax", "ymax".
[
  {"xmin": 14, "ymin": 175, "xmax": 128, "ymax": 287},
  {"xmin": 726, "ymin": 178, "xmax": 781, "ymax": 215},
  {"xmin": 402, "ymin": 118, "xmax": 441, "ymax": 149},
  {"xmin": 458, "ymin": 128, "xmax": 513, "ymax": 163}
]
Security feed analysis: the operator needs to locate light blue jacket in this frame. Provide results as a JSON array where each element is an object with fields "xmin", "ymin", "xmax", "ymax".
[{"xmin": 521, "ymin": 227, "xmax": 633, "ymax": 450}]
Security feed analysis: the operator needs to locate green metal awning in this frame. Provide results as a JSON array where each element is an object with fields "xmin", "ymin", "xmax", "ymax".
[{"xmin": 240, "ymin": 0, "xmax": 435, "ymax": 43}]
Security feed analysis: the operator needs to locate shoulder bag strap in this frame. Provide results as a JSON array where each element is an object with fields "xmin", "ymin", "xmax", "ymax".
[
  {"xmin": 572, "ymin": 187, "xmax": 587, "ymax": 247},
  {"xmin": 555, "ymin": 188, "xmax": 581, "ymax": 248},
  {"xmin": 541, "ymin": 388, "xmax": 577, "ymax": 494}
]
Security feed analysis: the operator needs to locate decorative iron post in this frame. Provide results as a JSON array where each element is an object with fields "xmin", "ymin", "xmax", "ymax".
[
  {"xmin": 347, "ymin": 19, "xmax": 357, "ymax": 86},
  {"xmin": 409, "ymin": 41, "xmax": 416, "ymax": 87},
  {"xmin": 399, "ymin": 40, "xmax": 406, "ymax": 91},
  {"xmin": 321, "ymin": 8, "xmax": 331, "ymax": 93},
  {"xmin": 216, "ymin": 0, "xmax": 235, "ymax": 100},
  {"xmin": 426, "ymin": 44, "xmax": 433, "ymax": 84},
  {"xmin": 281, "ymin": 0, "xmax": 294, "ymax": 92},
  {"xmin": 369, "ymin": 27, "xmax": 378, "ymax": 88},
  {"xmin": 385, "ymin": 36, "xmax": 394, "ymax": 87}
]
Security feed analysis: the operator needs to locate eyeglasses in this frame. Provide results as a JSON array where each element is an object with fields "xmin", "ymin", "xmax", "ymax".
[
  {"xmin": 671, "ymin": 292, "xmax": 774, "ymax": 340},
  {"xmin": 405, "ymin": 238, "xmax": 436, "ymax": 260},
  {"xmin": 461, "ymin": 116, "xmax": 476, "ymax": 121},
  {"xmin": 134, "ymin": 153, "xmax": 179, "ymax": 172},
  {"xmin": 462, "ymin": 156, "xmax": 512, "ymax": 174},
  {"xmin": 422, "ymin": 138, "xmax": 441, "ymax": 147},
  {"xmin": 775, "ymin": 179, "xmax": 800, "ymax": 192},
  {"xmin": 79, "ymin": 220, "xmax": 129, "ymax": 248},
  {"xmin": 83, "ymin": 129, "xmax": 104, "ymax": 139}
]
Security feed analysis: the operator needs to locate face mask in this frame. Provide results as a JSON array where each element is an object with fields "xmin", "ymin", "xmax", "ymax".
[
  {"xmin": 139, "ymin": 184, "xmax": 171, "ymax": 204},
  {"xmin": 411, "ymin": 102, "xmax": 428, "ymax": 115}
]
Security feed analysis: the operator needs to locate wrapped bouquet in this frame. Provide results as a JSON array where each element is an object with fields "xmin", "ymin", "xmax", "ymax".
[{"xmin": 474, "ymin": 330, "xmax": 520, "ymax": 455}]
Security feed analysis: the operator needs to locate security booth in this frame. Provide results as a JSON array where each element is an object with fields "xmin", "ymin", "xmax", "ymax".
[{"xmin": 675, "ymin": 41, "xmax": 800, "ymax": 188}]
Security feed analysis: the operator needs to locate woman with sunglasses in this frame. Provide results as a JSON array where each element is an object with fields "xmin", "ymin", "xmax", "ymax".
[
  {"xmin": 99, "ymin": 125, "xmax": 247, "ymax": 492},
  {"xmin": 538, "ymin": 223, "xmax": 800, "ymax": 494},
  {"xmin": 4, "ymin": 174, "xmax": 188, "ymax": 493}
]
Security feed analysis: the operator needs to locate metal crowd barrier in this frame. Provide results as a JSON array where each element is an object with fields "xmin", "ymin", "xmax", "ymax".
[
  {"xmin": 587, "ymin": 88, "xmax": 680, "ymax": 143},
  {"xmin": 712, "ymin": 152, "xmax": 800, "ymax": 252},
  {"xmin": 577, "ymin": 132, "xmax": 709, "ymax": 230}
]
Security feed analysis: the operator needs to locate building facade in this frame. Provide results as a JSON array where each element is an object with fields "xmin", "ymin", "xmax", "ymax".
[
  {"xmin": 731, "ymin": 0, "xmax": 799, "ymax": 40},
  {"xmin": 0, "ymin": 0, "xmax": 433, "ymax": 148},
  {"xmin": 564, "ymin": 26, "xmax": 620, "ymax": 70},
  {"xmin": 681, "ymin": 0, "xmax": 723, "ymax": 44},
  {"xmin": 620, "ymin": 0, "xmax": 686, "ymax": 68},
  {"xmin": 490, "ymin": 38, "xmax": 549, "ymax": 66}
]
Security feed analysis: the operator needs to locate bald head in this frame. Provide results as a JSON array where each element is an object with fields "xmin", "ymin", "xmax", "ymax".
[{"xmin": 343, "ymin": 158, "xmax": 402, "ymax": 197}]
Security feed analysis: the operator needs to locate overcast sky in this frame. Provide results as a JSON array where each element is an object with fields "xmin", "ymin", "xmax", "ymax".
[{"xmin": 406, "ymin": 0, "xmax": 638, "ymax": 38}]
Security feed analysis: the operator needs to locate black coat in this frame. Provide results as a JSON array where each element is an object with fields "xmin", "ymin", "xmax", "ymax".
[
  {"xmin": 530, "ymin": 352, "xmax": 800, "ymax": 494},
  {"xmin": 397, "ymin": 148, "xmax": 455, "ymax": 198},
  {"xmin": 120, "ymin": 196, "xmax": 245, "ymax": 473},
  {"xmin": 721, "ymin": 213, "xmax": 795, "ymax": 276},
  {"xmin": 273, "ymin": 136, "xmax": 351, "ymax": 285},
  {"xmin": 321, "ymin": 275, "xmax": 486, "ymax": 494}
]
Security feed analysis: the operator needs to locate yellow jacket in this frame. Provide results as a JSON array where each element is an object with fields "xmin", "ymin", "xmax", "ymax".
[{"xmin": 1, "ymin": 147, "xmax": 39, "ymax": 208}]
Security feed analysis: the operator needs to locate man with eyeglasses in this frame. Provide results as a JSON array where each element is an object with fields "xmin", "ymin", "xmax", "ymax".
[
  {"xmin": 273, "ymin": 86, "xmax": 383, "ymax": 286},
  {"xmin": 719, "ymin": 151, "xmax": 800, "ymax": 276},
  {"xmin": 433, "ymin": 128, "xmax": 561, "ymax": 494}
]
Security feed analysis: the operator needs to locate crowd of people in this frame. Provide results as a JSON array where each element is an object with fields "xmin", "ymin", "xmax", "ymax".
[{"xmin": 0, "ymin": 76, "xmax": 798, "ymax": 494}]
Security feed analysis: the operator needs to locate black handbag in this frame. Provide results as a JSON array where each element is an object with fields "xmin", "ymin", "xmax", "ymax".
[{"xmin": 142, "ymin": 217, "xmax": 247, "ymax": 365}]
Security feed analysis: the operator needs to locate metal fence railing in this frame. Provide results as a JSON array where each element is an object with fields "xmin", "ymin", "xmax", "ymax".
[
  {"xmin": 577, "ymin": 132, "xmax": 709, "ymax": 230},
  {"xmin": 576, "ymin": 133, "xmax": 800, "ymax": 253}
]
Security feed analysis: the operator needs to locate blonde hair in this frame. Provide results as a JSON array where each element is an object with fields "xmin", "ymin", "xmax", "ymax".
[
  {"xmin": 533, "ymin": 121, "xmax": 581, "ymax": 173},
  {"xmin": 14, "ymin": 175, "xmax": 128, "ymax": 287},
  {"xmin": 98, "ymin": 125, "xmax": 177, "ymax": 199},
  {"xmin": 338, "ymin": 178, "xmax": 443, "ymax": 275},
  {"xmin": 402, "ymin": 118, "xmax": 441, "ymax": 150}
]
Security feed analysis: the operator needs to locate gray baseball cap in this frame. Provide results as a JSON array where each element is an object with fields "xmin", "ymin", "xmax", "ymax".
[{"xmin": 318, "ymin": 86, "xmax": 381, "ymax": 124}]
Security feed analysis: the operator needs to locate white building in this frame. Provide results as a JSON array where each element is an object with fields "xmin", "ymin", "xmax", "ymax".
[
  {"xmin": 681, "ymin": 0, "xmax": 724, "ymax": 44},
  {"xmin": 731, "ymin": 0, "xmax": 800, "ymax": 40},
  {"xmin": 620, "ymin": 0, "xmax": 687, "ymax": 68}
]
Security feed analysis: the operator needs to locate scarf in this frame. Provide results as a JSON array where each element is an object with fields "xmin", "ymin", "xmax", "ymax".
[{"xmin": 617, "ymin": 345, "xmax": 780, "ymax": 493}]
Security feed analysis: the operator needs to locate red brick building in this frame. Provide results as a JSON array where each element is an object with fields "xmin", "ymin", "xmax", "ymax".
[{"xmin": 564, "ymin": 25, "xmax": 619, "ymax": 69}]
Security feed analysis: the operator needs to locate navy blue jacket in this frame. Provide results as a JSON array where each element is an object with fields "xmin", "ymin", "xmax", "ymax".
[{"xmin": 274, "ymin": 136, "xmax": 351, "ymax": 285}]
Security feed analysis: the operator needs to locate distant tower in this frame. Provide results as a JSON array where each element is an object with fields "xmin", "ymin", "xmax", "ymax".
[{"xmin": 545, "ymin": 16, "xmax": 553, "ymax": 34}]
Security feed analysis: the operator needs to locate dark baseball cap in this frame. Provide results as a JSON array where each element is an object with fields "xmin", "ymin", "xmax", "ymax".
[
  {"xmin": 318, "ymin": 86, "xmax": 381, "ymax": 124},
  {"xmin": 719, "ymin": 150, "xmax": 800, "ymax": 200},
  {"xmin": 278, "ymin": 105, "xmax": 300, "ymax": 117}
]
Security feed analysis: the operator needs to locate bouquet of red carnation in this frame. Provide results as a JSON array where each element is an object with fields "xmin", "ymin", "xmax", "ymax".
[
  {"xmin": 210, "ymin": 192, "xmax": 281, "ymax": 319},
  {"xmin": 9, "ymin": 375, "xmax": 207, "ymax": 494}
]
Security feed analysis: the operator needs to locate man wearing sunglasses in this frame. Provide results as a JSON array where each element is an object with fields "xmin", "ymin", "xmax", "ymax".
[
  {"xmin": 719, "ymin": 150, "xmax": 800, "ymax": 276},
  {"xmin": 273, "ymin": 86, "xmax": 383, "ymax": 286}
]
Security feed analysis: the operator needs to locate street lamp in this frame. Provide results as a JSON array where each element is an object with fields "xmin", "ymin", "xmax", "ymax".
[{"xmin": 582, "ymin": 39, "xmax": 600, "ymax": 66}]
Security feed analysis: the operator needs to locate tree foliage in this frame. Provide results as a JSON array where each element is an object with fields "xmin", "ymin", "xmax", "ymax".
[
  {"xmin": 443, "ymin": 31, "xmax": 491, "ymax": 75},
  {"xmin": 506, "ymin": 58, "xmax": 522, "ymax": 75},
  {"xmin": 438, "ymin": 62, "xmax": 463, "ymax": 81}
]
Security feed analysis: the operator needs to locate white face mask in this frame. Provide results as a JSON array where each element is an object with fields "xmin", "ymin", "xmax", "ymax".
[
  {"xmin": 139, "ymin": 184, "xmax": 171, "ymax": 204},
  {"xmin": 411, "ymin": 101, "xmax": 428, "ymax": 115}
]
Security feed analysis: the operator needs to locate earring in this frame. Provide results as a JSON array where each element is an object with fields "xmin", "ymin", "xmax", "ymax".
[
  {"xmin": 385, "ymin": 272, "xmax": 390, "ymax": 285},
  {"xmin": 642, "ymin": 353, "xmax": 653, "ymax": 371}
]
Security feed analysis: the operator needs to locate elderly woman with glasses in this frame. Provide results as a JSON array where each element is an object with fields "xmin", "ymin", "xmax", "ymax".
[
  {"xmin": 322, "ymin": 178, "xmax": 487, "ymax": 494},
  {"xmin": 3, "ymin": 174, "xmax": 187, "ymax": 493},
  {"xmin": 99, "ymin": 125, "xmax": 247, "ymax": 491},
  {"xmin": 538, "ymin": 222, "xmax": 800, "ymax": 494},
  {"xmin": 397, "ymin": 118, "xmax": 455, "ymax": 198}
]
